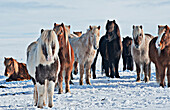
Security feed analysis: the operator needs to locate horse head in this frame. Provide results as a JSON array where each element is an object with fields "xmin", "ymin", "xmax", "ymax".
[
  {"xmin": 39, "ymin": 30, "xmax": 59, "ymax": 62},
  {"xmin": 89, "ymin": 25, "xmax": 100, "ymax": 50},
  {"xmin": 159, "ymin": 25, "xmax": 170, "ymax": 50},
  {"xmin": 132, "ymin": 25, "xmax": 144, "ymax": 49},
  {"xmin": 53, "ymin": 23, "xmax": 68, "ymax": 49},
  {"xmin": 155, "ymin": 25, "xmax": 167, "ymax": 49},
  {"xmin": 123, "ymin": 36, "xmax": 132, "ymax": 57},
  {"xmin": 105, "ymin": 20, "xmax": 120, "ymax": 42},
  {"xmin": 4, "ymin": 57, "xmax": 18, "ymax": 77}
]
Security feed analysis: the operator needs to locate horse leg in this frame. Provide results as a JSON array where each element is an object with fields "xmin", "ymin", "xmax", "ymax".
[
  {"xmin": 110, "ymin": 62, "xmax": 115, "ymax": 78},
  {"xmin": 37, "ymin": 83, "xmax": 46, "ymax": 108},
  {"xmin": 155, "ymin": 64, "xmax": 160, "ymax": 83},
  {"xmin": 158, "ymin": 65, "xmax": 166, "ymax": 87},
  {"xmin": 104, "ymin": 60, "xmax": 110, "ymax": 77},
  {"xmin": 135, "ymin": 62, "xmax": 141, "ymax": 82},
  {"xmin": 34, "ymin": 84, "xmax": 38, "ymax": 106},
  {"xmin": 65, "ymin": 67, "xmax": 71, "ymax": 93},
  {"xmin": 143, "ymin": 63, "xmax": 149, "ymax": 82},
  {"xmin": 58, "ymin": 66, "xmax": 64, "ymax": 94},
  {"xmin": 79, "ymin": 63, "xmax": 84, "ymax": 85},
  {"xmin": 167, "ymin": 66, "xmax": 170, "ymax": 87},
  {"xmin": 101, "ymin": 58, "xmax": 105, "ymax": 75},
  {"xmin": 91, "ymin": 49, "xmax": 99, "ymax": 79},
  {"xmin": 74, "ymin": 61, "xmax": 78, "ymax": 75},
  {"xmin": 123, "ymin": 56, "xmax": 126, "ymax": 71},
  {"xmin": 47, "ymin": 80, "xmax": 55, "ymax": 108},
  {"xmin": 115, "ymin": 59, "xmax": 120, "ymax": 78},
  {"xmin": 86, "ymin": 62, "xmax": 92, "ymax": 85}
]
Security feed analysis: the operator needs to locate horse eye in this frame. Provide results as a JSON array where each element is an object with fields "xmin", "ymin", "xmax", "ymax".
[{"xmin": 139, "ymin": 33, "xmax": 142, "ymax": 36}]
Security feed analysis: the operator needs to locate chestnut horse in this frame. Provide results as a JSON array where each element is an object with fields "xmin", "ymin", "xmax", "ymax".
[
  {"xmin": 53, "ymin": 23, "xmax": 74, "ymax": 93},
  {"xmin": 4, "ymin": 57, "xmax": 32, "ymax": 82},
  {"xmin": 149, "ymin": 25, "xmax": 170, "ymax": 87}
]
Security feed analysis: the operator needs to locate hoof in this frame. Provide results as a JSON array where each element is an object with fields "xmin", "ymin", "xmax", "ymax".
[
  {"xmin": 58, "ymin": 89, "xmax": 63, "ymax": 94},
  {"xmin": 168, "ymin": 83, "xmax": 170, "ymax": 87},
  {"xmin": 80, "ymin": 81, "xmax": 83, "ymax": 85},
  {"xmin": 48, "ymin": 104, "xmax": 53, "ymax": 108},
  {"xmin": 37, "ymin": 105, "xmax": 43, "ymax": 109},
  {"xmin": 66, "ymin": 89, "xmax": 71, "ymax": 93},
  {"xmin": 110, "ymin": 75, "xmax": 114, "ymax": 78},
  {"xmin": 115, "ymin": 75, "xmax": 120, "ymax": 78},
  {"xmin": 160, "ymin": 83, "xmax": 165, "ymax": 88},
  {"xmin": 86, "ymin": 80, "xmax": 91, "ymax": 85},
  {"xmin": 106, "ymin": 74, "xmax": 110, "ymax": 77},
  {"xmin": 93, "ymin": 75, "xmax": 96, "ymax": 79},
  {"xmin": 136, "ymin": 78, "xmax": 140, "ymax": 82},
  {"xmin": 69, "ymin": 80, "xmax": 74, "ymax": 85},
  {"xmin": 144, "ymin": 77, "xmax": 149, "ymax": 83}
]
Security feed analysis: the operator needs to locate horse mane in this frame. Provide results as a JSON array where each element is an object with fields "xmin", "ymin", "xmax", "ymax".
[{"xmin": 61, "ymin": 23, "xmax": 69, "ymax": 45}]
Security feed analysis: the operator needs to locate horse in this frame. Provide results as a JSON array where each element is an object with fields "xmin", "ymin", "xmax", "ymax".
[
  {"xmin": 53, "ymin": 23, "xmax": 74, "ymax": 93},
  {"xmin": 4, "ymin": 57, "xmax": 32, "ymax": 82},
  {"xmin": 132, "ymin": 25, "xmax": 153, "ymax": 82},
  {"xmin": 69, "ymin": 25, "xmax": 100, "ymax": 85},
  {"xmin": 73, "ymin": 31, "xmax": 82, "ymax": 37},
  {"xmin": 27, "ymin": 29, "xmax": 60, "ymax": 108},
  {"xmin": 122, "ymin": 36, "xmax": 133, "ymax": 71},
  {"xmin": 149, "ymin": 25, "xmax": 170, "ymax": 87},
  {"xmin": 96, "ymin": 20, "xmax": 122, "ymax": 78}
]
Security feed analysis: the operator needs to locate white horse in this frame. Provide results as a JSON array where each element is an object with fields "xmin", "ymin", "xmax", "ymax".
[
  {"xmin": 69, "ymin": 26, "xmax": 100, "ymax": 85},
  {"xmin": 27, "ymin": 30, "xmax": 60, "ymax": 108}
]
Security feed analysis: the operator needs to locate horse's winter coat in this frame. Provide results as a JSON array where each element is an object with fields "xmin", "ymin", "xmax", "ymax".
[
  {"xmin": 27, "ymin": 29, "xmax": 60, "ymax": 108},
  {"xmin": 132, "ymin": 25, "xmax": 153, "ymax": 82}
]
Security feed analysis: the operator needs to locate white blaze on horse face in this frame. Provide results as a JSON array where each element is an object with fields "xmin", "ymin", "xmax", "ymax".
[{"xmin": 155, "ymin": 26, "xmax": 166, "ymax": 49}]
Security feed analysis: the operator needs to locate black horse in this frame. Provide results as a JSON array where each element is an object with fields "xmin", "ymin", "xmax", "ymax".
[
  {"xmin": 91, "ymin": 20, "xmax": 122, "ymax": 78},
  {"xmin": 122, "ymin": 36, "xmax": 133, "ymax": 71}
]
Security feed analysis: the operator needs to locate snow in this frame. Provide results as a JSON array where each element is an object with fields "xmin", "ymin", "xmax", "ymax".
[{"xmin": 0, "ymin": 0, "xmax": 170, "ymax": 109}]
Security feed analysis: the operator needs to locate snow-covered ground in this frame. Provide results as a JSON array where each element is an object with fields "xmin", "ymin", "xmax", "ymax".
[{"xmin": 0, "ymin": 0, "xmax": 170, "ymax": 110}]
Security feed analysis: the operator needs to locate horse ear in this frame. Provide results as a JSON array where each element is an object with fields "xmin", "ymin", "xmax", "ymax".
[
  {"xmin": 107, "ymin": 20, "xmax": 109, "ymax": 23},
  {"xmin": 140, "ymin": 25, "xmax": 143, "ymax": 29},
  {"xmin": 4, "ymin": 57, "xmax": 6, "ymax": 60},
  {"xmin": 54, "ymin": 23, "xmax": 56, "ymax": 27},
  {"xmin": 165, "ymin": 25, "xmax": 168, "ymax": 30},
  {"xmin": 133, "ymin": 25, "xmax": 135, "ymax": 29},
  {"xmin": 41, "ymin": 29, "xmax": 44, "ymax": 34},
  {"xmin": 89, "ymin": 25, "xmax": 92, "ymax": 30},
  {"xmin": 68, "ymin": 25, "xmax": 70, "ymax": 29},
  {"xmin": 98, "ymin": 26, "xmax": 101, "ymax": 30},
  {"xmin": 113, "ymin": 20, "xmax": 116, "ymax": 23},
  {"xmin": 61, "ymin": 23, "xmax": 64, "ymax": 27},
  {"xmin": 80, "ymin": 31, "xmax": 82, "ymax": 34},
  {"xmin": 158, "ymin": 25, "xmax": 160, "ymax": 28}
]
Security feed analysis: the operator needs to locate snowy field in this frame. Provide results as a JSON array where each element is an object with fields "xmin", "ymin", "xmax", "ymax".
[{"xmin": 0, "ymin": 0, "xmax": 170, "ymax": 110}]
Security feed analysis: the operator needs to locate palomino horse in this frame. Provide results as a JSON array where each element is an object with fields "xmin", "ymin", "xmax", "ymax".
[
  {"xmin": 69, "ymin": 25, "xmax": 100, "ymax": 85},
  {"xmin": 27, "ymin": 30, "xmax": 60, "ymax": 108},
  {"xmin": 132, "ymin": 25, "xmax": 153, "ymax": 82},
  {"xmin": 149, "ymin": 25, "xmax": 170, "ymax": 87},
  {"xmin": 53, "ymin": 23, "xmax": 74, "ymax": 93}
]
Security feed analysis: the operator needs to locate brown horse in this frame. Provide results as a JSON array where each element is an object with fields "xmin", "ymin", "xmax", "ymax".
[
  {"xmin": 53, "ymin": 23, "xmax": 74, "ymax": 93},
  {"xmin": 149, "ymin": 25, "xmax": 170, "ymax": 87},
  {"xmin": 73, "ymin": 31, "xmax": 82, "ymax": 37},
  {"xmin": 4, "ymin": 57, "xmax": 32, "ymax": 82}
]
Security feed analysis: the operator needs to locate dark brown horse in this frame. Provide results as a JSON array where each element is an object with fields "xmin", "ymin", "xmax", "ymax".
[
  {"xmin": 94, "ymin": 20, "xmax": 122, "ymax": 78},
  {"xmin": 53, "ymin": 23, "xmax": 74, "ymax": 93},
  {"xmin": 149, "ymin": 25, "xmax": 170, "ymax": 87},
  {"xmin": 4, "ymin": 57, "xmax": 32, "ymax": 82},
  {"xmin": 122, "ymin": 36, "xmax": 133, "ymax": 71}
]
